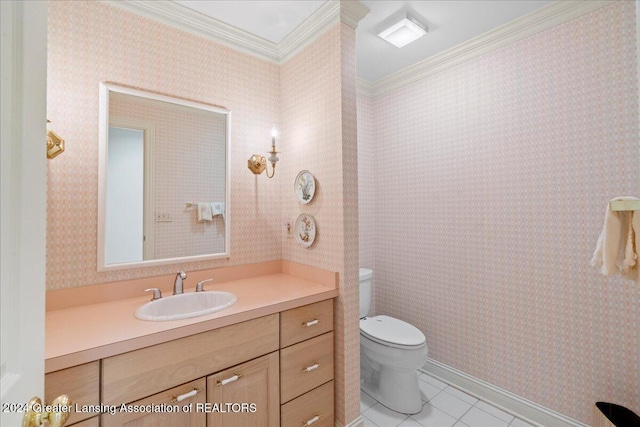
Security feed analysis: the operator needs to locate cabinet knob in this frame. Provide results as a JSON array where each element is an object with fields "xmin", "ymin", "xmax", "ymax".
[
  {"xmin": 22, "ymin": 395, "xmax": 71, "ymax": 427},
  {"xmin": 302, "ymin": 319, "xmax": 319, "ymax": 327}
]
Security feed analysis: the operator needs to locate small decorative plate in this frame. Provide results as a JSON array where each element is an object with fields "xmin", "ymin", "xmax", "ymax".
[
  {"xmin": 294, "ymin": 170, "xmax": 316, "ymax": 204},
  {"xmin": 295, "ymin": 213, "xmax": 316, "ymax": 248}
]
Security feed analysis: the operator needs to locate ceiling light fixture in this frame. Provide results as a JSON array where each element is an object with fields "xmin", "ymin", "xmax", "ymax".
[{"xmin": 378, "ymin": 16, "xmax": 427, "ymax": 48}]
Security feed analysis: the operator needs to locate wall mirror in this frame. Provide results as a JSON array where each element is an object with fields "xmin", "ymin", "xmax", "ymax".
[{"xmin": 98, "ymin": 83, "xmax": 230, "ymax": 271}]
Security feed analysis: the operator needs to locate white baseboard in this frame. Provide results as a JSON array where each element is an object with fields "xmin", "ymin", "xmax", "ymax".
[
  {"xmin": 421, "ymin": 359, "xmax": 589, "ymax": 427},
  {"xmin": 335, "ymin": 415, "xmax": 364, "ymax": 427}
]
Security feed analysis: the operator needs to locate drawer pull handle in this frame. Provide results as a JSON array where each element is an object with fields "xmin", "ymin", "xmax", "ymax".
[
  {"xmin": 171, "ymin": 388, "xmax": 202, "ymax": 403},
  {"xmin": 304, "ymin": 415, "xmax": 321, "ymax": 426},
  {"xmin": 303, "ymin": 363, "xmax": 320, "ymax": 372},
  {"xmin": 216, "ymin": 374, "xmax": 242, "ymax": 386},
  {"xmin": 302, "ymin": 319, "xmax": 319, "ymax": 327}
]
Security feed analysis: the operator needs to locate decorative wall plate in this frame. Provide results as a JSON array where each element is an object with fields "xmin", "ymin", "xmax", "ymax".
[
  {"xmin": 294, "ymin": 170, "xmax": 316, "ymax": 204},
  {"xmin": 295, "ymin": 213, "xmax": 316, "ymax": 248}
]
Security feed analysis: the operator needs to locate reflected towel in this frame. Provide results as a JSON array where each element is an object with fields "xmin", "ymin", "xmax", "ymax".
[
  {"xmin": 591, "ymin": 197, "xmax": 639, "ymax": 281},
  {"xmin": 211, "ymin": 202, "xmax": 225, "ymax": 220},
  {"xmin": 197, "ymin": 203, "xmax": 213, "ymax": 222},
  {"xmin": 621, "ymin": 210, "xmax": 639, "ymax": 282}
]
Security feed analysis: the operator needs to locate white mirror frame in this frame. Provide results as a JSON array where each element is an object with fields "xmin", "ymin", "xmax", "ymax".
[{"xmin": 98, "ymin": 82, "xmax": 231, "ymax": 271}]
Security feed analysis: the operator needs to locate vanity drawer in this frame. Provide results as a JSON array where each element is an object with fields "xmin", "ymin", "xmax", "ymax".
[
  {"xmin": 280, "ymin": 299, "xmax": 333, "ymax": 348},
  {"xmin": 280, "ymin": 332, "xmax": 333, "ymax": 403},
  {"xmin": 281, "ymin": 381, "xmax": 334, "ymax": 427},
  {"xmin": 102, "ymin": 314, "xmax": 279, "ymax": 406},
  {"xmin": 45, "ymin": 361, "xmax": 99, "ymax": 425},
  {"xmin": 69, "ymin": 417, "xmax": 99, "ymax": 427},
  {"xmin": 102, "ymin": 378, "xmax": 206, "ymax": 427}
]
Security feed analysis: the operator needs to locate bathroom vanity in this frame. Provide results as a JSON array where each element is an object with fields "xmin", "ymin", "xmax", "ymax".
[{"xmin": 45, "ymin": 262, "xmax": 337, "ymax": 427}]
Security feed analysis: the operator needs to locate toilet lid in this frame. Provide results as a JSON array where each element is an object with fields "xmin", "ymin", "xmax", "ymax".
[{"xmin": 360, "ymin": 315, "xmax": 426, "ymax": 347}]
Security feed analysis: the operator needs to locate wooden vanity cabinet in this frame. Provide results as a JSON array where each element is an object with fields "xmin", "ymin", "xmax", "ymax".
[
  {"xmin": 206, "ymin": 352, "xmax": 279, "ymax": 427},
  {"xmin": 102, "ymin": 315, "xmax": 279, "ymax": 406},
  {"xmin": 69, "ymin": 417, "xmax": 100, "ymax": 427},
  {"xmin": 102, "ymin": 378, "xmax": 206, "ymax": 427},
  {"xmin": 45, "ymin": 298, "xmax": 336, "ymax": 427},
  {"xmin": 280, "ymin": 332, "xmax": 334, "ymax": 404},
  {"xmin": 281, "ymin": 381, "xmax": 334, "ymax": 427},
  {"xmin": 279, "ymin": 300, "xmax": 335, "ymax": 426},
  {"xmin": 44, "ymin": 361, "xmax": 99, "ymax": 426}
]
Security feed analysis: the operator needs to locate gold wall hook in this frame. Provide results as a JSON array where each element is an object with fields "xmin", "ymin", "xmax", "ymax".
[{"xmin": 22, "ymin": 395, "xmax": 71, "ymax": 427}]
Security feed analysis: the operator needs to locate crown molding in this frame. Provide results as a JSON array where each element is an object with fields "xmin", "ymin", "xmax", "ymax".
[
  {"xmin": 103, "ymin": 1, "xmax": 370, "ymax": 66},
  {"xmin": 102, "ymin": 0, "xmax": 613, "ymax": 99},
  {"xmin": 356, "ymin": 77, "xmax": 374, "ymax": 98},
  {"xmin": 340, "ymin": 0, "xmax": 370, "ymax": 29},
  {"xmin": 279, "ymin": 1, "xmax": 341, "ymax": 63},
  {"xmin": 359, "ymin": 0, "xmax": 616, "ymax": 98},
  {"xmin": 280, "ymin": 1, "xmax": 370, "ymax": 63},
  {"xmin": 101, "ymin": 0, "xmax": 281, "ymax": 62}
]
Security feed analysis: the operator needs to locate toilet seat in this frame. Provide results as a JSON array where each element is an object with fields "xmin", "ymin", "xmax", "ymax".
[{"xmin": 360, "ymin": 315, "xmax": 426, "ymax": 349}]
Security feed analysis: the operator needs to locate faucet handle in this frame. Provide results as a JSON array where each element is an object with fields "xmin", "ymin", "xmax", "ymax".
[
  {"xmin": 145, "ymin": 288, "xmax": 162, "ymax": 301},
  {"xmin": 195, "ymin": 279, "xmax": 213, "ymax": 292}
]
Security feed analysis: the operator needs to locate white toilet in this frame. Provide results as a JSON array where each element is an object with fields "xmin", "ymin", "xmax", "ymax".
[{"xmin": 359, "ymin": 268, "xmax": 428, "ymax": 415}]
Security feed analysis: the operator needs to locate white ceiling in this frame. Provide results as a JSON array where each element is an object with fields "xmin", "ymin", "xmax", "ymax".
[
  {"xmin": 174, "ymin": 1, "xmax": 327, "ymax": 44},
  {"xmin": 173, "ymin": 0, "xmax": 553, "ymax": 82}
]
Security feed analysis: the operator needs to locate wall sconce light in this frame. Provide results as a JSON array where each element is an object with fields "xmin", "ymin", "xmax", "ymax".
[{"xmin": 248, "ymin": 127, "xmax": 280, "ymax": 178}]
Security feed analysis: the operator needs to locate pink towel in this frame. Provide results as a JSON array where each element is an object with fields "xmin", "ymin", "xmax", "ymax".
[{"xmin": 591, "ymin": 197, "xmax": 639, "ymax": 282}]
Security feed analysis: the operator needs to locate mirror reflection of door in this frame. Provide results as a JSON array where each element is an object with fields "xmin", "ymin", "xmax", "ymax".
[{"xmin": 106, "ymin": 120, "xmax": 155, "ymax": 264}]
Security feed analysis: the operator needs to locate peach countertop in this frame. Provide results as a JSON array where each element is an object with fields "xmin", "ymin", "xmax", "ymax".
[{"xmin": 46, "ymin": 263, "xmax": 338, "ymax": 373}]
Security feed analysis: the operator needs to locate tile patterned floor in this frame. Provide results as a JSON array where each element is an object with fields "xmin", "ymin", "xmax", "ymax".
[{"xmin": 360, "ymin": 373, "xmax": 536, "ymax": 427}]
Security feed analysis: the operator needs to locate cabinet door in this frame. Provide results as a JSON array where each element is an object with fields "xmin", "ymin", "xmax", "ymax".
[
  {"xmin": 45, "ymin": 361, "xmax": 100, "ymax": 425},
  {"xmin": 207, "ymin": 352, "xmax": 279, "ymax": 427},
  {"xmin": 102, "ymin": 378, "xmax": 205, "ymax": 427}
]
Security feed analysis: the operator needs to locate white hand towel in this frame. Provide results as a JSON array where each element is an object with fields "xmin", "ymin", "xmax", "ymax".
[
  {"xmin": 591, "ymin": 197, "xmax": 639, "ymax": 279},
  {"xmin": 623, "ymin": 212, "xmax": 637, "ymax": 270},
  {"xmin": 210, "ymin": 202, "xmax": 225, "ymax": 220},
  {"xmin": 621, "ymin": 210, "xmax": 639, "ymax": 282},
  {"xmin": 197, "ymin": 203, "xmax": 213, "ymax": 222}
]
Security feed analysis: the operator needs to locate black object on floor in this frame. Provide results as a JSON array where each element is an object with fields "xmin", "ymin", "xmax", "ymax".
[{"xmin": 595, "ymin": 402, "xmax": 640, "ymax": 427}]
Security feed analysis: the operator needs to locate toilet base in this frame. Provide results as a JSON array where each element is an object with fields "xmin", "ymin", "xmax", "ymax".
[{"xmin": 361, "ymin": 369, "xmax": 423, "ymax": 415}]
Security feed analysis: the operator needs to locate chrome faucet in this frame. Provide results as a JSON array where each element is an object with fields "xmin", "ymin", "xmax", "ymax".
[{"xmin": 173, "ymin": 271, "xmax": 187, "ymax": 295}]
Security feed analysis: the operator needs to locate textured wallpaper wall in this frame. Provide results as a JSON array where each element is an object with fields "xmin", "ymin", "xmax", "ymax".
[
  {"xmin": 357, "ymin": 96, "xmax": 375, "ymax": 315},
  {"xmin": 361, "ymin": 2, "xmax": 640, "ymax": 424},
  {"xmin": 47, "ymin": 0, "xmax": 280, "ymax": 288},
  {"xmin": 280, "ymin": 22, "xmax": 361, "ymax": 425},
  {"xmin": 48, "ymin": 1, "xmax": 362, "ymax": 424}
]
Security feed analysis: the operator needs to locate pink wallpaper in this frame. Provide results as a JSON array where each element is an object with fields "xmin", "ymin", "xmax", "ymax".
[
  {"xmin": 280, "ymin": 21, "xmax": 361, "ymax": 425},
  {"xmin": 357, "ymin": 95, "xmax": 376, "ymax": 315},
  {"xmin": 47, "ymin": 0, "xmax": 280, "ymax": 288},
  {"xmin": 48, "ymin": 1, "xmax": 361, "ymax": 424},
  {"xmin": 360, "ymin": 2, "xmax": 639, "ymax": 424}
]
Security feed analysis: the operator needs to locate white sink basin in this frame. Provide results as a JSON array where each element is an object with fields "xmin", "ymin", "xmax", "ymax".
[{"xmin": 135, "ymin": 291, "xmax": 237, "ymax": 321}]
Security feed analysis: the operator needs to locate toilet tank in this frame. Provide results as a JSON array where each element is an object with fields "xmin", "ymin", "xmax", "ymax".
[{"xmin": 359, "ymin": 268, "xmax": 373, "ymax": 318}]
